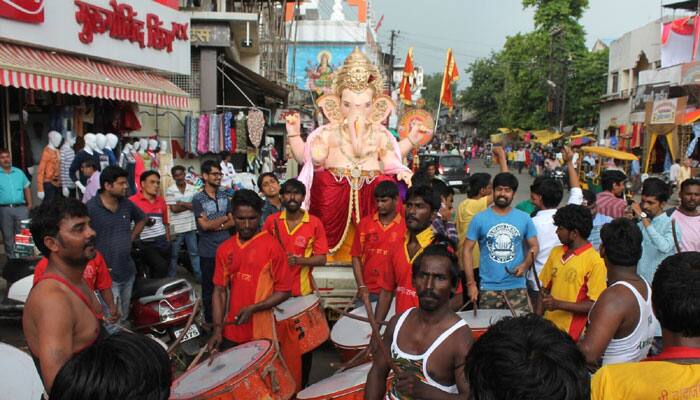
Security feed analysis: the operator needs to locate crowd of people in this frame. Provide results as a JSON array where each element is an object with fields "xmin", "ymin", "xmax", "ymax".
[{"xmin": 4, "ymin": 141, "xmax": 699, "ymax": 399}]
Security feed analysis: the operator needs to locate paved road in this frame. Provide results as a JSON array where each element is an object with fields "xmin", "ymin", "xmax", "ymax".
[{"xmin": 0, "ymin": 158, "xmax": 539, "ymax": 388}]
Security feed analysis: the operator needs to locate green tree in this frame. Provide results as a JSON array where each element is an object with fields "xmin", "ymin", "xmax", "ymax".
[{"xmin": 460, "ymin": 0, "xmax": 604, "ymax": 135}]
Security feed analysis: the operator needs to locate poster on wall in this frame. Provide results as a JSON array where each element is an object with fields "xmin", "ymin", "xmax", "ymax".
[{"xmin": 287, "ymin": 45, "xmax": 362, "ymax": 93}]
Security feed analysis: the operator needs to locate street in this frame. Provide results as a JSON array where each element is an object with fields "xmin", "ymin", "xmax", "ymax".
[{"xmin": 0, "ymin": 159, "xmax": 537, "ymax": 385}]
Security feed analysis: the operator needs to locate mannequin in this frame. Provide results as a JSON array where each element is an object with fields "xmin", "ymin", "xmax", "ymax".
[
  {"xmin": 220, "ymin": 152, "xmax": 236, "ymax": 193},
  {"xmin": 134, "ymin": 138, "xmax": 149, "ymax": 191},
  {"xmin": 157, "ymin": 140, "xmax": 173, "ymax": 195},
  {"xmin": 120, "ymin": 140, "xmax": 137, "ymax": 196},
  {"xmin": 37, "ymin": 130, "xmax": 62, "ymax": 201},
  {"xmin": 95, "ymin": 133, "xmax": 110, "ymax": 170},
  {"xmin": 60, "ymin": 131, "xmax": 77, "ymax": 198},
  {"xmin": 69, "ymin": 133, "xmax": 102, "ymax": 187},
  {"xmin": 147, "ymin": 138, "xmax": 159, "ymax": 170},
  {"xmin": 105, "ymin": 133, "xmax": 119, "ymax": 166}
]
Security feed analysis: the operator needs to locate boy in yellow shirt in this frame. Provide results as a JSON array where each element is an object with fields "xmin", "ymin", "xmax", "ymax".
[
  {"xmin": 591, "ymin": 252, "xmax": 700, "ymax": 399},
  {"xmin": 538, "ymin": 204, "xmax": 607, "ymax": 342}
]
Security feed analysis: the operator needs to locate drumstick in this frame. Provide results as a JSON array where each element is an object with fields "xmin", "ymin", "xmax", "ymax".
[
  {"xmin": 500, "ymin": 291, "xmax": 517, "ymax": 318},
  {"xmin": 167, "ymin": 299, "xmax": 201, "ymax": 355},
  {"xmin": 473, "ymin": 301, "xmax": 478, "ymax": 318},
  {"xmin": 332, "ymin": 347, "xmax": 370, "ymax": 373},
  {"xmin": 334, "ymin": 308, "xmax": 388, "ymax": 326},
  {"xmin": 528, "ymin": 250, "xmax": 543, "ymax": 293},
  {"xmin": 187, "ymin": 344, "xmax": 209, "ymax": 371},
  {"xmin": 359, "ymin": 295, "xmax": 400, "ymax": 375}
]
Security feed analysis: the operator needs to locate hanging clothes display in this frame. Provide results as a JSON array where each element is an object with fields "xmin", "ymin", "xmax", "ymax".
[
  {"xmin": 208, "ymin": 113, "xmax": 220, "ymax": 153},
  {"xmin": 197, "ymin": 114, "xmax": 209, "ymax": 154},
  {"xmin": 190, "ymin": 116, "xmax": 199, "ymax": 155},
  {"xmin": 223, "ymin": 112, "xmax": 233, "ymax": 152},
  {"xmin": 147, "ymin": 149, "xmax": 158, "ymax": 171},
  {"xmin": 235, "ymin": 112, "xmax": 247, "ymax": 153},
  {"xmin": 218, "ymin": 114, "xmax": 224, "ymax": 153}
]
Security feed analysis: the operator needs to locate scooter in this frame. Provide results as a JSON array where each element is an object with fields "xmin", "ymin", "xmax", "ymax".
[
  {"xmin": 130, "ymin": 277, "xmax": 204, "ymax": 364},
  {"xmin": 0, "ymin": 257, "xmax": 37, "ymax": 321},
  {"xmin": 129, "ymin": 245, "xmax": 204, "ymax": 367}
]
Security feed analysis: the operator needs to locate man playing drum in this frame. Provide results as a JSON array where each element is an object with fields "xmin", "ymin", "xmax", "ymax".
[
  {"xmin": 24, "ymin": 198, "xmax": 108, "ymax": 391},
  {"xmin": 351, "ymin": 181, "xmax": 406, "ymax": 304},
  {"xmin": 263, "ymin": 178, "xmax": 329, "ymax": 387},
  {"xmin": 374, "ymin": 185, "xmax": 463, "ymax": 324},
  {"xmin": 207, "ymin": 189, "xmax": 292, "ymax": 351},
  {"xmin": 365, "ymin": 243, "xmax": 473, "ymax": 399}
]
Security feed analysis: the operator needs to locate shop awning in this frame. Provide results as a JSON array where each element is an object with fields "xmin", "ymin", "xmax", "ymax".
[{"xmin": 0, "ymin": 42, "xmax": 189, "ymax": 109}]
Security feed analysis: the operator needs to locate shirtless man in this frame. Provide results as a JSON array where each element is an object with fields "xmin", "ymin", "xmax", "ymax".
[
  {"xmin": 578, "ymin": 218, "xmax": 657, "ymax": 366},
  {"xmin": 23, "ymin": 197, "xmax": 106, "ymax": 391},
  {"xmin": 366, "ymin": 243, "xmax": 473, "ymax": 399}
]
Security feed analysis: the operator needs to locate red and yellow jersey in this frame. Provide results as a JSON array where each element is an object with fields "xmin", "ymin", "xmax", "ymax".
[
  {"xmin": 350, "ymin": 212, "xmax": 406, "ymax": 294},
  {"xmin": 539, "ymin": 243, "xmax": 607, "ymax": 341},
  {"xmin": 34, "ymin": 251, "xmax": 112, "ymax": 291},
  {"xmin": 591, "ymin": 347, "xmax": 700, "ymax": 400},
  {"xmin": 263, "ymin": 211, "xmax": 329, "ymax": 296},
  {"xmin": 213, "ymin": 231, "xmax": 292, "ymax": 344},
  {"xmin": 379, "ymin": 227, "xmax": 463, "ymax": 314}
]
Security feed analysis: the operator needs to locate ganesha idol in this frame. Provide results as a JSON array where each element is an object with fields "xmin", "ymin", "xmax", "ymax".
[{"xmin": 286, "ymin": 48, "xmax": 432, "ymax": 257}]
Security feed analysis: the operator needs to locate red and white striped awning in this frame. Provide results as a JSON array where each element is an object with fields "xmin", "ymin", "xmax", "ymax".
[{"xmin": 0, "ymin": 42, "xmax": 189, "ymax": 109}]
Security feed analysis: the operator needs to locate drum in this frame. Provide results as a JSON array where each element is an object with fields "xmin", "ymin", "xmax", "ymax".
[
  {"xmin": 457, "ymin": 309, "xmax": 515, "ymax": 339},
  {"xmin": 330, "ymin": 300, "xmax": 395, "ymax": 362},
  {"xmin": 169, "ymin": 339, "xmax": 295, "ymax": 400},
  {"xmin": 0, "ymin": 342, "xmax": 45, "ymax": 400},
  {"xmin": 296, "ymin": 363, "xmax": 373, "ymax": 400},
  {"xmin": 274, "ymin": 294, "xmax": 329, "ymax": 354}
]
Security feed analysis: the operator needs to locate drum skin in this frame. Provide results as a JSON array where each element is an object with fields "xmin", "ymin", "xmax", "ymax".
[
  {"xmin": 296, "ymin": 363, "xmax": 391, "ymax": 400},
  {"xmin": 331, "ymin": 300, "xmax": 395, "ymax": 362},
  {"xmin": 457, "ymin": 309, "xmax": 516, "ymax": 339},
  {"xmin": 274, "ymin": 295, "xmax": 329, "ymax": 354},
  {"xmin": 169, "ymin": 340, "xmax": 296, "ymax": 400}
]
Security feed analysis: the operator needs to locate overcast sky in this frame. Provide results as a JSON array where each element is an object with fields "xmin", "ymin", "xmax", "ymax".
[{"xmin": 368, "ymin": 0, "xmax": 675, "ymax": 85}]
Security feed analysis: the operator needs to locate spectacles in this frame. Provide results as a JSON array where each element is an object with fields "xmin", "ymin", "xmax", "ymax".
[{"xmin": 207, "ymin": 172, "xmax": 223, "ymax": 177}]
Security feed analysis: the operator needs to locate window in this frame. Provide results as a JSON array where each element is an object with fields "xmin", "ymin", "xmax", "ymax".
[{"xmin": 611, "ymin": 72, "xmax": 619, "ymax": 93}]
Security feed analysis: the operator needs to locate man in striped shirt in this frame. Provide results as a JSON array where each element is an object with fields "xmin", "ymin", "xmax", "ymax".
[
  {"xmin": 130, "ymin": 171, "xmax": 170, "ymax": 279},
  {"xmin": 596, "ymin": 170, "xmax": 628, "ymax": 219}
]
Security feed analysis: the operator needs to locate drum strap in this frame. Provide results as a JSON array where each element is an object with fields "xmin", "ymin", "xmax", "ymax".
[{"xmin": 671, "ymin": 219, "xmax": 681, "ymax": 254}]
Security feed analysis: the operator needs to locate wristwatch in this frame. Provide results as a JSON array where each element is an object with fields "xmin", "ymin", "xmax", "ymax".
[{"xmin": 639, "ymin": 211, "xmax": 648, "ymax": 219}]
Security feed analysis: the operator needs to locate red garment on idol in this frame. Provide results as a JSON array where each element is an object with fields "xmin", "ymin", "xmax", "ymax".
[{"xmin": 308, "ymin": 169, "xmax": 399, "ymax": 250}]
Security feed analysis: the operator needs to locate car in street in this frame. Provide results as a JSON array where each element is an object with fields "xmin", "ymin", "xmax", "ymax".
[{"xmin": 419, "ymin": 153, "xmax": 471, "ymax": 193}]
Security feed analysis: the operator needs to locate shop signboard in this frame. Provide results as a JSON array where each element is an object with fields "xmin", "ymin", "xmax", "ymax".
[
  {"xmin": 191, "ymin": 23, "xmax": 231, "ymax": 47},
  {"xmin": 0, "ymin": 0, "xmax": 45, "ymax": 23},
  {"xmin": 0, "ymin": 0, "xmax": 190, "ymax": 75},
  {"xmin": 650, "ymin": 99, "xmax": 679, "ymax": 125},
  {"xmin": 681, "ymin": 61, "xmax": 700, "ymax": 86}
]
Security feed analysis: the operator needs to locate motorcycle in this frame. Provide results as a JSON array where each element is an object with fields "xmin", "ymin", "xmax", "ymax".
[
  {"xmin": 545, "ymin": 167, "xmax": 568, "ymax": 189},
  {"xmin": 130, "ymin": 277, "xmax": 204, "ymax": 368},
  {"xmin": 129, "ymin": 243, "xmax": 204, "ymax": 369},
  {"xmin": 484, "ymin": 154, "xmax": 493, "ymax": 168},
  {"xmin": 0, "ymin": 257, "xmax": 37, "ymax": 321}
]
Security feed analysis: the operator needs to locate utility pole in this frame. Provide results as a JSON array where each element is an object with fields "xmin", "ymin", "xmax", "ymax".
[{"xmin": 388, "ymin": 29, "xmax": 398, "ymax": 90}]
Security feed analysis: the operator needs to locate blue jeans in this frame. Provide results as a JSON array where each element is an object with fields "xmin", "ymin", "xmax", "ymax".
[
  {"xmin": 111, "ymin": 273, "xmax": 135, "ymax": 324},
  {"xmin": 170, "ymin": 230, "xmax": 200, "ymax": 281}
]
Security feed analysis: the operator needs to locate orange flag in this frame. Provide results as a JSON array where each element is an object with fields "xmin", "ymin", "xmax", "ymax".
[
  {"xmin": 440, "ymin": 48, "xmax": 459, "ymax": 110},
  {"xmin": 399, "ymin": 47, "xmax": 414, "ymax": 105}
]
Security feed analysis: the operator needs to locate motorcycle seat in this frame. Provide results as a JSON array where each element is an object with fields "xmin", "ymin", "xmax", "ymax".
[{"xmin": 132, "ymin": 278, "xmax": 188, "ymax": 299}]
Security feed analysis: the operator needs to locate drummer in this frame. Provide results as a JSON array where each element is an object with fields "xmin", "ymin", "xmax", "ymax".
[
  {"xmin": 207, "ymin": 189, "xmax": 292, "ymax": 351},
  {"xmin": 365, "ymin": 243, "xmax": 473, "ymax": 399},
  {"xmin": 24, "ymin": 198, "xmax": 107, "ymax": 391},
  {"xmin": 351, "ymin": 181, "xmax": 406, "ymax": 304},
  {"xmin": 375, "ymin": 185, "xmax": 463, "ymax": 324},
  {"xmin": 262, "ymin": 178, "xmax": 329, "ymax": 387}
]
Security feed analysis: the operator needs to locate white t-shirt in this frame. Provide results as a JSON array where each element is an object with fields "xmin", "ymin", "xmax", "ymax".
[
  {"xmin": 165, "ymin": 183, "xmax": 197, "ymax": 234},
  {"xmin": 528, "ymin": 187, "xmax": 584, "ymax": 289},
  {"xmin": 671, "ymin": 209, "xmax": 700, "ymax": 252}
]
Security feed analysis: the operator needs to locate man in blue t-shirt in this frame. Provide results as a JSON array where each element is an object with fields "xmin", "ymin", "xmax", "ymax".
[{"xmin": 462, "ymin": 172, "xmax": 539, "ymax": 312}]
